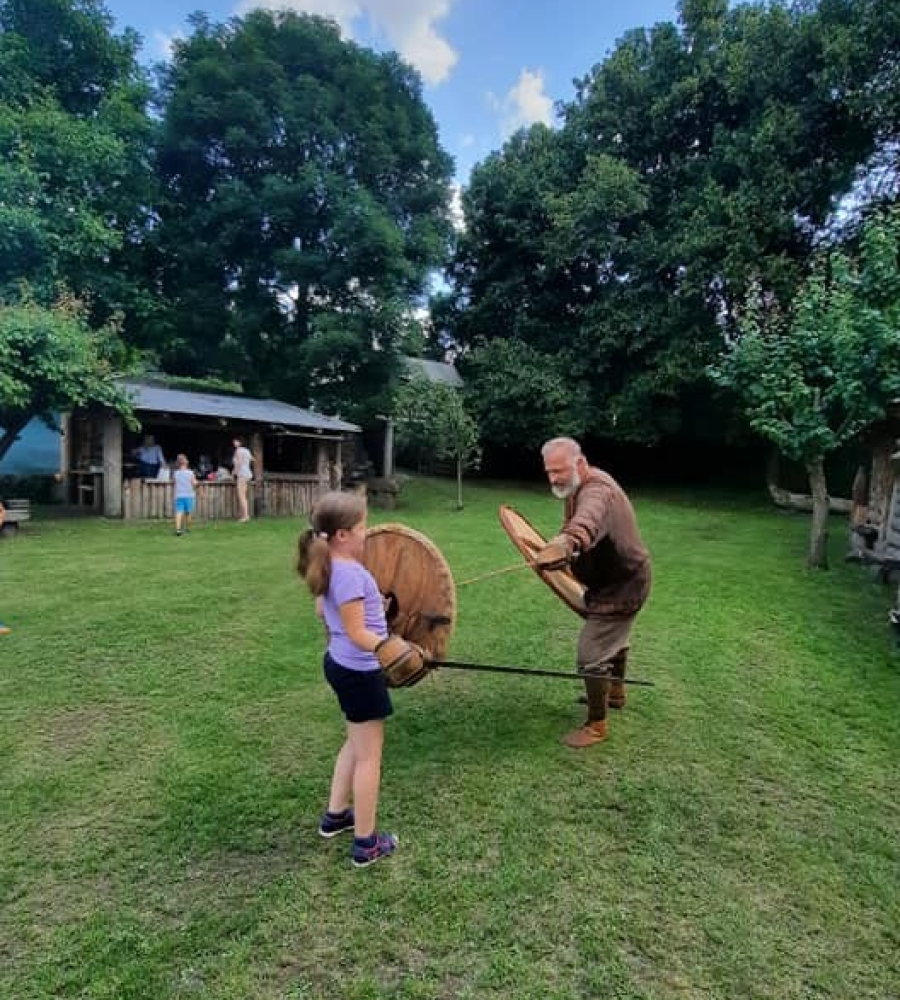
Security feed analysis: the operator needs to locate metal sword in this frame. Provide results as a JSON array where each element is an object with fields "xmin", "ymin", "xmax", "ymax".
[{"xmin": 426, "ymin": 658, "xmax": 654, "ymax": 686}]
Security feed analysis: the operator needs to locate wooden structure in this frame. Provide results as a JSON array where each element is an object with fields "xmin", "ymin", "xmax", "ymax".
[
  {"xmin": 62, "ymin": 380, "xmax": 359, "ymax": 520},
  {"xmin": 0, "ymin": 498, "xmax": 31, "ymax": 536}
]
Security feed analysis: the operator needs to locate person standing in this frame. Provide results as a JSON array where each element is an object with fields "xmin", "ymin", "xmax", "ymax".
[
  {"xmin": 231, "ymin": 437, "xmax": 253, "ymax": 522},
  {"xmin": 536, "ymin": 437, "xmax": 651, "ymax": 748},
  {"xmin": 133, "ymin": 435, "xmax": 166, "ymax": 479},
  {"xmin": 297, "ymin": 490, "xmax": 424, "ymax": 867},
  {"xmin": 172, "ymin": 454, "xmax": 199, "ymax": 536}
]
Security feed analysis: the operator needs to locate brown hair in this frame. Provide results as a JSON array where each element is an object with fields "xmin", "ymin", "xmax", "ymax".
[{"xmin": 297, "ymin": 490, "xmax": 368, "ymax": 596}]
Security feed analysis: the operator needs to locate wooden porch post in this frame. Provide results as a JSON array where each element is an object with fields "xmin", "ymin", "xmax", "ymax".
[
  {"xmin": 383, "ymin": 418, "xmax": 394, "ymax": 478},
  {"xmin": 250, "ymin": 431, "xmax": 264, "ymax": 516},
  {"xmin": 56, "ymin": 413, "xmax": 71, "ymax": 503},
  {"xmin": 102, "ymin": 410, "xmax": 123, "ymax": 517},
  {"xmin": 331, "ymin": 440, "xmax": 343, "ymax": 489}
]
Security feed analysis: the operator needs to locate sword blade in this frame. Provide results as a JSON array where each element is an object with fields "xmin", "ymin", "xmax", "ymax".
[{"xmin": 430, "ymin": 658, "xmax": 654, "ymax": 686}]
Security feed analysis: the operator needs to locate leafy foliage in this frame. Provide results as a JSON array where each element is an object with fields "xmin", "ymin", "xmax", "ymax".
[
  {"xmin": 710, "ymin": 205, "xmax": 900, "ymax": 565},
  {"xmin": 151, "ymin": 10, "xmax": 453, "ymax": 408},
  {"xmin": 0, "ymin": 296, "xmax": 134, "ymax": 460},
  {"xmin": 711, "ymin": 207, "xmax": 900, "ymax": 465},
  {"xmin": 393, "ymin": 373, "xmax": 480, "ymax": 507},
  {"xmin": 0, "ymin": 0, "xmax": 156, "ymax": 328},
  {"xmin": 444, "ymin": 0, "xmax": 897, "ymax": 449},
  {"xmin": 459, "ymin": 338, "xmax": 591, "ymax": 451}
]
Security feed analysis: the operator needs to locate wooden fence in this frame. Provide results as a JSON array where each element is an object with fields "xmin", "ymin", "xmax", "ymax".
[{"xmin": 122, "ymin": 475, "xmax": 325, "ymax": 520}]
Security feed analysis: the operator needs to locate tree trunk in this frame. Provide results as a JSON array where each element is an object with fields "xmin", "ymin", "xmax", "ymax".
[
  {"xmin": 869, "ymin": 431, "xmax": 895, "ymax": 545},
  {"xmin": 456, "ymin": 457, "xmax": 463, "ymax": 510},
  {"xmin": 806, "ymin": 456, "xmax": 830, "ymax": 569},
  {"xmin": 0, "ymin": 414, "xmax": 31, "ymax": 463}
]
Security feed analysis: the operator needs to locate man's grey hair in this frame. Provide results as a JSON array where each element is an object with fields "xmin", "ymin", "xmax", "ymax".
[{"xmin": 541, "ymin": 437, "xmax": 582, "ymax": 460}]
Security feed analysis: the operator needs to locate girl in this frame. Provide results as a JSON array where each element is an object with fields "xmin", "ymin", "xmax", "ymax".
[
  {"xmin": 297, "ymin": 491, "xmax": 405, "ymax": 868},
  {"xmin": 172, "ymin": 454, "xmax": 199, "ymax": 536}
]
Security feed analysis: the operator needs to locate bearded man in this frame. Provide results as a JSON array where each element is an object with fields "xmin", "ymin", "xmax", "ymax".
[{"xmin": 536, "ymin": 437, "xmax": 651, "ymax": 748}]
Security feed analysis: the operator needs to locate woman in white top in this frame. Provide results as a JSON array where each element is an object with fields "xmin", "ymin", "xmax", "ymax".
[{"xmin": 231, "ymin": 437, "xmax": 253, "ymax": 522}]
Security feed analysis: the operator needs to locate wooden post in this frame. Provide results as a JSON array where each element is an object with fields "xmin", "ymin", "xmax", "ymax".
[
  {"xmin": 250, "ymin": 431, "xmax": 264, "ymax": 516},
  {"xmin": 102, "ymin": 410, "xmax": 123, "ymax": 517},
  {"xmin": 383, "ymin": 418, "xmax": 394, "ymax": 478},
  {"xmin": 56, "ymin": 413, "xmax": 71, "ymax": 503},
  {"xmin": 330, "ymin": 440, "xmax": 343, "ymax": 489},
  {"xmin": 316, "ymin": 439, "xmax": 330, "ymax": 487}
]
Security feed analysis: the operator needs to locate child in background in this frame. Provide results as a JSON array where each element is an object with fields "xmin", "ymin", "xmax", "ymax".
[
  {"xmin": 296, "ymin": 490, "xmax": 424, "ymax": 868},
  {"xmin": 173, "ymin": 454, "xmax": 199, "ymax": 536}
]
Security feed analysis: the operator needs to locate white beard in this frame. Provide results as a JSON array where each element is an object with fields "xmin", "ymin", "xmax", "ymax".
[{"xmin": 551, "ymin": 468, "xmax": 581, "ymax": 499}]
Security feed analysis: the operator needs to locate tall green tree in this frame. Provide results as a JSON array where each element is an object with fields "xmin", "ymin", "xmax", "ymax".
[
  {"xmin": 152, "ymin": 10, "xmax": 453, "ymax": 415},
  {"xmin": 446, "ymin": 0, "xmax": 897, "ymax": 449},
  {"xmin": 0, "ymin": 0, "xmax": 156, "ymax": 329},
  {"xmin": 0, "ymin": 0, "xmax": 155, "ymax": 342},
  {"xmin": 710, "ymin": 207, "xmax": 900, "ymax": 569}
]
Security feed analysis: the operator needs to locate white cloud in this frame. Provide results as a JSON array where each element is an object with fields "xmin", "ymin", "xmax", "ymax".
[
  {"xmin": 239, "ymin": 0, "xmax": 458, "ymax": 85},
  {"xmin": 489, "ymin": 68, "xmax": 554, "ymax": 139},
  {"xmin": 448, "ymin": 180, "xmax": 465, "ymax": 232},
  {"xmin": 151, "ymin": 28, "xmax": 184, "ymax": 61},
  {"xmin": 460, "ymin": 133, "xmax": 476, "ymax": 148}
]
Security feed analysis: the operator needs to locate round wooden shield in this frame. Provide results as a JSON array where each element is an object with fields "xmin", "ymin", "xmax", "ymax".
[
  {"xmin": 498, "ymin": 505, "xmax": 587, "ymax": 618},
  {"xmin": 364, "ymin": 524, "xmax": 456, "ymax": 659}
]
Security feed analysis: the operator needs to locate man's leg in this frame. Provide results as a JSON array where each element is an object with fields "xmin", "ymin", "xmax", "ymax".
[
  {"xmin": 562, "ymin": 619, "xmax": 611, "ymax": 748},
  {"xmin": 608, "ymin": 648, "xmax": 629, "ymax": 709}
]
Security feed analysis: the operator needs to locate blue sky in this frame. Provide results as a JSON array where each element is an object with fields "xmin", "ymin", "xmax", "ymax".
[{"xmin": 105, "ymin": 0, "xmax": 682, "ymax": 182}]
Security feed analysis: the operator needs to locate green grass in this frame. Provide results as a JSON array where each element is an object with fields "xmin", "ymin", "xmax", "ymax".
[{"xmin": 1, "ymin": 477, "xmax": 899, "ymax": 999}]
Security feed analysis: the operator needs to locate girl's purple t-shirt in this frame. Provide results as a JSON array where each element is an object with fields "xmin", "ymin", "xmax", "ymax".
[{"xmin": 323, "ymin": 558, "xmax": 387, "ymax": 671}]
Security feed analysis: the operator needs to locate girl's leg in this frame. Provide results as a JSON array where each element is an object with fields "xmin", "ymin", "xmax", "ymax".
[
  {"xmin": 327, "ymin": 735, "xmax": 355, "ymax": 814},
  {"xmin": 236, "ymin": 479, "xmax": 249, "ymax": 520},
  {"xmin": 175, "ymin": 509, "xmax": 183, "ymax": 532},
  {"xmin": 347, "ymin": 719, "xmax": 385, "ymax": 837}
]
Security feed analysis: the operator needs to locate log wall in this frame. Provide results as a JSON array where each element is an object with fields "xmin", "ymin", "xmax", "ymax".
[{"xmin": 122, "ymin": 475, "xmax": 325, "ymax": 520}]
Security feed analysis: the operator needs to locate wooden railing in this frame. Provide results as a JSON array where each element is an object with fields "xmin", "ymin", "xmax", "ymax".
[{"xmin": 122, "ymin": 475, "xmax": 326, "ymax": 520}]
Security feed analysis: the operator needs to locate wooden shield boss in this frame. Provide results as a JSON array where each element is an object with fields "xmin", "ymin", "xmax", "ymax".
[
  {"xmin": 498, "ymin": 505, "xmax": 587, "ymax": 618},
  {"xmin": 364, "ymin": 524, "xmax": 456, "ymax": 666}
]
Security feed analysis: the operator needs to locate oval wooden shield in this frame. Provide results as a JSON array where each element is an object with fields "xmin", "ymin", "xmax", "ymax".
[
  {"xmin": 498, "ymin": 505, "xmax": 587, "ymax": 618},
  {"xmin": 364, "ymin": 524, "xmax": 456, "ymax": 659}
]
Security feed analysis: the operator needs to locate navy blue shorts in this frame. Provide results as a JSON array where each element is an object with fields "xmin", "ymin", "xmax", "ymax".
[{"xmin": 324, "ymin": 653, "xmax": 393, "ymax": 723}]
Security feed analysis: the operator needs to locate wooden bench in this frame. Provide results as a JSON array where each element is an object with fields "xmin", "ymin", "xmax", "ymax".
[{"xmin": 1, "ymin": 498, "xmax": 31, "ymax": 536}]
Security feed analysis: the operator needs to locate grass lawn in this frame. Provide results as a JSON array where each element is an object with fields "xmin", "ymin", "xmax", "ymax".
[{"xmin": 1, "ymin": 476, "xmax": 899, "ymax": 1000}]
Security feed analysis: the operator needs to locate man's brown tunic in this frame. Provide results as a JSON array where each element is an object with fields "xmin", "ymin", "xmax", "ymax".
[{"xmin": 560, "ymin": 467, "xmax": 651, "ymax": 618}]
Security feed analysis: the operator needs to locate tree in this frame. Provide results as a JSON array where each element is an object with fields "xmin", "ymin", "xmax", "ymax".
[
  {"xmin": 392, "ymin": 375, "xmax": 481, "ymax": 510},
  {"xmin": 444, "ymin": 0, "xmax": 897, "ymax": 451},
  {"xmin": 710, "ymin": 207, "xmax": 900, "ymax": 569},
  {"xmin": 0, "ymin": 0, "xmax": 156, "ymax": 330},
  {"xmin": 152, "ymin": 10, "xmax": 453, "ymax": 409},
  {"xmin": 0, "ymin": 296, "xmax": 134, "ymax": 461},
  {"xmin": 459, "ymin": 338, "xmax": 591, "ymax": 453}
]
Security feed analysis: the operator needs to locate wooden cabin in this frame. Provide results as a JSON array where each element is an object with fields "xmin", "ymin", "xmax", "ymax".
[{"xmin": 61, "ymin": 381, "xmax": 359, "ymax": 519}]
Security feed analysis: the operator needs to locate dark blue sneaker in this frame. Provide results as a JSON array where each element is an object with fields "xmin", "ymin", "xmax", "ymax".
[
  {"xmin": 318, "ymin": 808, "xmax": 354, "ymax": 839},
  {"xmin": 351, "ymin": 832, "xmax": 398, "ymax": 868}
]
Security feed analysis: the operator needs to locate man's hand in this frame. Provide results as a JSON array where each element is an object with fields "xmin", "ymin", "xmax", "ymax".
[{"xmin": 534, "ymin": 534, "xmax": 574, "ymax": 571}]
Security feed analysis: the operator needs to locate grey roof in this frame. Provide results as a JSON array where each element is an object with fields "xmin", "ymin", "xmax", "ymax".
[
  {"xmin": 121, "ymin": 381, "xmax": 360, "ymax": 433},
  {"xmin": 403, "ymin": 356, "xmax": 463, "ymax": 387}
]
